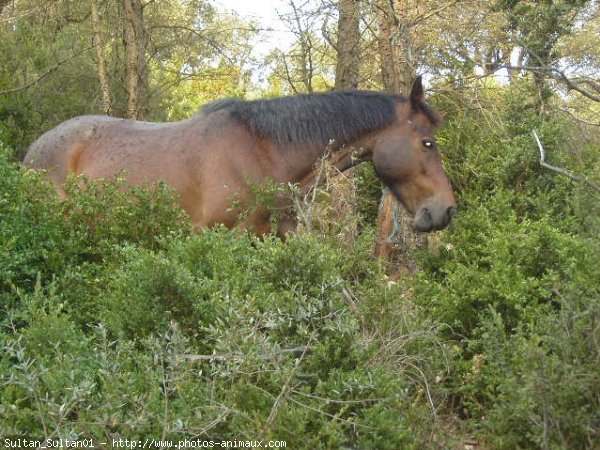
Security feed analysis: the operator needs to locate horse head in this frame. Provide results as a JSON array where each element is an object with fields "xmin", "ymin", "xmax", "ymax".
[{"xmin": 371, "ymin": 76, "xmax": 456, "ymax": 232}]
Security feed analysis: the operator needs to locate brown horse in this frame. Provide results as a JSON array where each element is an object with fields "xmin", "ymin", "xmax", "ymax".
[{"xmin": 24, "ymin": 77, "xmax": 456, "ymax": 235}]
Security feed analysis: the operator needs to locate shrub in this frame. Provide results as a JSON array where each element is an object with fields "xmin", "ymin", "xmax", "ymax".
[
  {"xmin": 0, "ymin": 145, "xmax": 192, "ymax": 330},
  {"xmin": 1, "ymin": 147, "xmax": 450, "ymax": 448},
  {"xmin": 415, "ymin": 83, "xmax": 600, "ymax": 449}
]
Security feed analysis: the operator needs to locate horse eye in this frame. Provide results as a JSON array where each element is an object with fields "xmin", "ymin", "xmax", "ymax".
[{"xmin": 422, "ymin": 139, "xmax": 436, "ymax": 150}]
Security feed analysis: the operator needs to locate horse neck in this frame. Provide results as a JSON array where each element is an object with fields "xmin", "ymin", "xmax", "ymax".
[{"xmin": 295, "ymin": 133, "xmax": 377, "ymax": 194}]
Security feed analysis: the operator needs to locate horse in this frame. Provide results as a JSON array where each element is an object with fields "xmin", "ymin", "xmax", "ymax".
[{"xmin": 23, "ymin": 76, "xmax": 456, "ymax": 236}]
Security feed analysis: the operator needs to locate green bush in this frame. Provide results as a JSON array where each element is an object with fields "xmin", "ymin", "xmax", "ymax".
[
  {"xmin": 0, "ymin": 144, "xmax": 191, "ymax": 328},
  {"xmin": 416, "ymin": 83, "xmax": 600, "ymax": 448},
  {"xmin": 416, "ymin": 189, "xmax": 588, "ymax": 336},
  {"xmin": 0, "ymin": 143, "xmax": 450, "ymax": 448},
  {"xmin": 466, "ymin": 276, "xmax": 600, "ymax": 449},
  {"xmin": 0, "ymin": 146, "xmax": 71, "ymax": 292}
]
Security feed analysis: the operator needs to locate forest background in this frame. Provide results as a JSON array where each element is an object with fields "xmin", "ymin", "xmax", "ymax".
[{"xmin": 0, "ymin": 0, "xmax": 599, "ymax": 448}]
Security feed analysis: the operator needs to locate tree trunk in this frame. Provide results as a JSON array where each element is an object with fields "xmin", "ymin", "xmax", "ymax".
[
  {"xmin": 288, "ymin": 0, "xmax": 314, "ymax": 93},
  {"xmin": 123, "ymin": 0, "xmax": 146, "ymax": 119},
  {"xmin": 377, "ymin": 0, "xmax": 400, "ymax": 93},
  {"xmin": 91, "ymin": 0, "xmax": 111, "ymax": 115},
  {"xmin": 335, "ymin": 0, "xmax": 360, "ymax": 90},
  {"xmin": 377, "ymin": 0, "xmax": 425, "ymax": 93},
  {"xmin": 331, "ymin": 0, "xmax": 362, "ymax": 244},
  {"xmin": 373, "ymin": 188, "xmax": 396, "ymax": 261}
]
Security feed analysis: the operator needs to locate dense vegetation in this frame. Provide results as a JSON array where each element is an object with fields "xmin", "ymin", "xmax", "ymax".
[{"xmin": 1, "ymin": 0, "xmax": 599, "ymax": 448}]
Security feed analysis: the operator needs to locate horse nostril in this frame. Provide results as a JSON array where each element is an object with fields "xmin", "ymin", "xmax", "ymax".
[
  {"xmin": 447, "ymin": 206, "xmax": 457, "ymax": 220},
  {"xmin": 422, "ymin": 207, "xmax": 432, "ymax": 221}
]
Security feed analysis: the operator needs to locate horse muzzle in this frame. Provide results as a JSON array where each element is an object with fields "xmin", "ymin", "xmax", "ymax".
[{"xmin": 412, "ymin": 203, "xmax": 456, "ymax": 232}]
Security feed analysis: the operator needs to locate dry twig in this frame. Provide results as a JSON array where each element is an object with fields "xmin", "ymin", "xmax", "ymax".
[
  {"xmin": 180, "ymin": 346, "xmax": 309, "ymax": 364},
  {"xmin": 533, "ymin": 130, "xmax": 600, "ymax": 193}
]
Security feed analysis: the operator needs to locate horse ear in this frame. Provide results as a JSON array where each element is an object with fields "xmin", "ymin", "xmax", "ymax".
[{"xmin": 410, "ymin": 75, "xmax": 424, "ymax": 110}]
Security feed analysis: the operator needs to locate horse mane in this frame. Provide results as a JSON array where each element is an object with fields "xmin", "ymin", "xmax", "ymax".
[{"xmin": 202, "ymin": 90, "xmax": 425, "ymax": 147}]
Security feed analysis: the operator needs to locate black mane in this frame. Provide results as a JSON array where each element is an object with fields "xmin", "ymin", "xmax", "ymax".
[{"xmin": 202, "ymin": 91, "xmax": 406, "ymax": 147}]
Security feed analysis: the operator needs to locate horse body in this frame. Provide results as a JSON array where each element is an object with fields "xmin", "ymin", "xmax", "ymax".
[
  {"xmin": 24, "ymin": 77, "xmax": 456, "ymax": 234},
  {"xmin": 24, "ymin": 112, "xmax": 305, "ymax": 232}
]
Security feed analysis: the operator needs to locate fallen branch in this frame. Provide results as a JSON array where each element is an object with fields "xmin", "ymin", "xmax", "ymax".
[
  {"xmin": 533, "ymin": 130, "xmax": 600, "ymax": 193},
  {"xmin": 267, "ymin": 335, "xmax": 314, "ymax": 425},
  {"xmin": 180, "ymin": 346, "xmax": 309, "ymax": 364}
]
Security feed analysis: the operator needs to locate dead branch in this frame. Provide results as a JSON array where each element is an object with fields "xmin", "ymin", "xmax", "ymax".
[
  {"xmin": 504, "ymin": 65, "xmax": 600, "ymax": 103},
  {"xmin": 533, "ymin": 130, "xmax": 600, "ymax": 193},
  {"xmin": 267, "ymin": 333, "xmax": 314, "ymax": 425},
  {"xmin": 180, "ymin": 346, "xmax": 309, "ymax": 364},
  {"xmin": 410, "ymin": 0, "xmax": 462, "ymax": 27},
  {"xmin": 556, "ymin": 107, "xmax": 600, "ymax": 127}
]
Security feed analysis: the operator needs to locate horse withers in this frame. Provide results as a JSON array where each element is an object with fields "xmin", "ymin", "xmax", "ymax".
[{"xmin": 24, "ymin": 77, "xmax": 456, "ymax": 235}]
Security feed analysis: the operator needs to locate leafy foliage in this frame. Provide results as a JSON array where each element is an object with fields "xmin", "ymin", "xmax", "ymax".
[
  {"xmin": 0, "ymin": 144, "xmax": 450, "ymax": 448},
  {"xmin": 0, "ymin": 0, "xmax": 258, "ymax": 155},
  {"xmin": 411, "ymin": 82, "xmax": 600, "ymax": 447}
]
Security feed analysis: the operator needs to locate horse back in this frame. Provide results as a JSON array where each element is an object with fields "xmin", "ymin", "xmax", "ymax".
[{"xmin": 24, "ymin": 116, "xmax": 123, "ymax": 183}]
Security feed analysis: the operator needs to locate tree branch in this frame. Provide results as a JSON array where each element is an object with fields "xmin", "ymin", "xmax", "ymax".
[
  {"xmin": 0, "ymin": 46, "xmax": 93, "ymax": 96},
  {"xmin": 410, "ymin": 0, "xmax": 462, "ymax": 27},
  {"xmin": 556, "ymin": 107, "xmax": 600, "ymax": 127},
  {"xmin": 180, "ymin": 346, "xmax": 309, "ymax": 364},
  {"xmin": 533, "ymin": 130, "xmax": 600, "ymax": 193},
  {"xmin": 320, "ymin": 13, "xmax": 337, "ymax": 51},
  {"xmin": 503, "ymin": 65, "xmax": 600, "ymax": 103}
]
